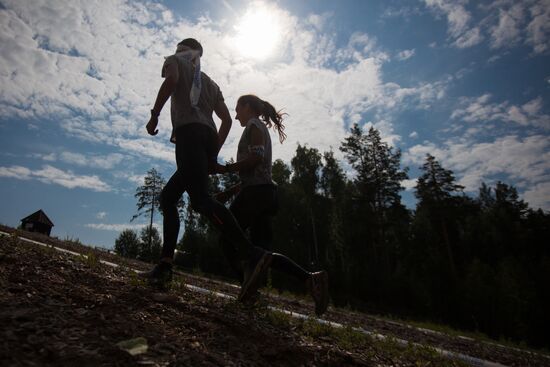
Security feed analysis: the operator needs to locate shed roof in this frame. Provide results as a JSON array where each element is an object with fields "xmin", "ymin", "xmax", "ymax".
[{"xmin": 21, "ymin": 209, "xmax": 54, "ymax": 227}]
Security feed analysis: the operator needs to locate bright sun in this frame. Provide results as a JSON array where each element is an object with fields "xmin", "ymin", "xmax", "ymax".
[{"xmin": 234, "ymin": 4, "xmax": 282, "ymax": 60}]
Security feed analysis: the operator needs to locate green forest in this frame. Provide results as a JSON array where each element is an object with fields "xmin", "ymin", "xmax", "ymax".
[{"xmin": 118, "ymin": 124, "xmax": 550, "ymax": 349}]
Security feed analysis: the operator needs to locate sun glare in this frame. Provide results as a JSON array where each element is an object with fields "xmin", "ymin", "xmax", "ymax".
[{"xmin": 234, "ymin": 4, "xmax": 282, "ymax": 60}]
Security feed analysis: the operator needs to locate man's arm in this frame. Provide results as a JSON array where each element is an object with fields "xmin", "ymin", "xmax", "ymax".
[
  {"xmin": 214, "ymin": 99, "xmax": 232, "ymax": 151},
  {"xmin": 146, "ymin": 62, "xmax": 178, "ymax": 136}
]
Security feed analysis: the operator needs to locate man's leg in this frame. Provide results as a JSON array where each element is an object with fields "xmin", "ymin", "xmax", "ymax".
[
  {"xmin": 159, "ymin": 171, "xmax": 186, "ymax": 261},
  {"xmin": 138, "ymin": 171, "xmax": 185, "ymax": 288}
]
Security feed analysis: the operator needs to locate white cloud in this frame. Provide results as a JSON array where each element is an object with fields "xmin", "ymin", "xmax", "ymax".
[
  {"xmin": 0, "ymin": 0, "xmax": 449, "ymax": 168},
  {"xmin": 396, "ymin": 49, "xmax": 415, "ymax": 60},
  {"xmin": 62, "ymin": 152, "xmax": 125, "ymax": 170},
  {"xmin": 404, "ymin": 134, "xmax": 550, "ymax": 210},
  {"xmin": 363, "ymin": 119, "xmax": 401, "ymax": 146},
  {"xmin": 401, "ymin": 178, "xmax": 418, "ymax": 191},
  {"xmin": 453, "ymin": 27, "xmax": 483, "ymax": 48},
  {"xmin": 424, "ymin": 0, "xmax": 483, "ymax": 48},
  {"xmin": 490, "ymin": 5, "xmax": 524, "ymax": 49},
  {"xmin": 523, "ymin": 182, "xmax": 550, "ymax": 211},
  {"xmin": 85, "ymin": 222, "xmax": 160, "ymax": 231},
  {"xmin": 125, "ymin": 173, "xmax": 147, "ymax": 186},
  {"xmin": 0, "ymin": 164, "xmax": 111, "ymax": 191},
  {"xmin": 424, "ymin": 0, "xmax": 550, "ymax": 54},
  {"xmin": 409, "ymin": 131, "xmax": 419, "ymax": 139},
  {"xmin": 0, "ymin": 165, "xmax": 32, "ymax": 179},
  {"xmin": 526, "ymin": 0, "xmax": 550, "ymax": 53},
  {"xmin": 451, "ymin": 94, "xmax": 550, "ymax": 129},
  {"xmin": 96, "ymin": 211, "xmax": 107, "ymax": 219},
  {"xmin": 306, "ymin": 12, "xmax": 332, "ymax": 31}
]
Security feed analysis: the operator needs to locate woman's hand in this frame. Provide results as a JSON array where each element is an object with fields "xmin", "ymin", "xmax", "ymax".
[
  {"xmin": 214, "ymin": 190, "xmax": 232, "ymax": 204},
  {"xmin": 214, "ymin": 184, "xmax": 241, "ymax": 204},
  {"xmin": 214, "ymin": 162, "xmax": 227, "ymax": 174}
]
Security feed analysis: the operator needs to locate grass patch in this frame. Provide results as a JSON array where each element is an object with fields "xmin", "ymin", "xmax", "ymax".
[
  {"xmin": 388, "ymin": 317, "xmax": 550, "ymax": 356},
  {"xmin": 63, "ymin": 235, "xmax": 83, "ymax": 246},
  {"xmin": 84, "ymin": 251, "xmax": 99, "ymax": 268},
  {"xmin": 128, "ymin": 271, "xmax": 147, "ymax": 287},
  {"xmin": 263, "ymin": 309, "xmax": 468, "ymax": 366}
]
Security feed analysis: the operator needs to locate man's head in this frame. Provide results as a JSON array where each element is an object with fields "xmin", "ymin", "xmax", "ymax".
[{"xmin": 177, "ymin": 38, "xmax": 203, "ymax": 57}]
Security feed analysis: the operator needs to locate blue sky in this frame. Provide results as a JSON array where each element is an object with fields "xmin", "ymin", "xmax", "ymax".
[{"xmin": 1, "ymin": 0, "xmax": 549, "ymax": 249}]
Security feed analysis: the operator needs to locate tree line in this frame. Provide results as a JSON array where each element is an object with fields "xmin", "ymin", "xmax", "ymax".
[{"xmin": 116, "ymin": 125, "xmax": 550, "ymax": 348}]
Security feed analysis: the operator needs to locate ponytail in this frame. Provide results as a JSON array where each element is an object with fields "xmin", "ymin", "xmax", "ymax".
[{"xmin": 238, "ymin": 94, "xmax": 287, "ymax": 143}]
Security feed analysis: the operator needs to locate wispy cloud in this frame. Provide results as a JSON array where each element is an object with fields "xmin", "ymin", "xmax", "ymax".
[
  {"xmin": 396, "ymin": 48, "xmax": 415, "ymax": 60},
  {"xmin": 96, "ymin": 211, "xmax": 107, "ymax": 219},
  {"xmin": 423, "ymin": 0, "xmax": 550, "ymax": 54},
  {"xmin": 423, "ymin": 0, "xmax": 483, "ymax": 48},
  {"xmin": 0, "ymin": 164, "xmax": 111, "ymax": 191},
  {"xmin": 32, "ymin": 151, "xmax": 126, "ymax": 170},
  {"xmin": 451, "ymin": 94, "xmax": 550, "ymax": 129},
  {"xmin": 489, "ymin": 4, "xmax": 525, "ymax": 49},
  {"xmin": 85, "ymin": 222, "xmax": 161, "ymax": 231},
  {"xmin": 526, "ymin": 0, "xmax": 550, "ymax": 54},
  {"xmin": 404, "ymin": 134, "xmax": 550, "ymax": 210},
  {"xmin": 0, "ymin": 0, "xmax": 450, "ymax": 166}
]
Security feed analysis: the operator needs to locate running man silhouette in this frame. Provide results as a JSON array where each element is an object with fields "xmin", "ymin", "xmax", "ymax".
[
  {"xmin": 141, "ymin": 38, "xmax": 271, "ymax": 302},
  {"xmin": 215, "ymin": 95, "xmax": 329, "ymax": 315}
]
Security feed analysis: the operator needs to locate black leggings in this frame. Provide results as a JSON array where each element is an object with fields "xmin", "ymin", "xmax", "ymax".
[
  {"xmin": 159, "ymin": 124, "xmax": 252, "ymax": 261},
  {"xmin": 220, "ymin": 184, "xmax": 310, "ymax": 283}
]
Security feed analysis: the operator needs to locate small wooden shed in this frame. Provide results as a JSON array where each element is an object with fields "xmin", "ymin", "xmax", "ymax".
[{"xmin": 20, "ymin": 209, "xmax": 54, "ymax": 236}]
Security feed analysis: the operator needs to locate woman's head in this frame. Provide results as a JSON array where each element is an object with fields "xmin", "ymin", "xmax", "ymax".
[{"xmin": 236, "ymin": 95, "xmax": 287, "ymax": 143}]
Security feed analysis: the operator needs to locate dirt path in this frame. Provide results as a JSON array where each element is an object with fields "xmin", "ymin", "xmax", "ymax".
[
  {"xmin": 1, "ymin": 227, "xmax": 548, "ymax": 366},
  {"xmin": 1, "ymin": 234, "xmax": 468, "ymax": 366}
]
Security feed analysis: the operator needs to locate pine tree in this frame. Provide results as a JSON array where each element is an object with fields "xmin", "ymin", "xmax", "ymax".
[
  {"xmin": 131, "ymin": 168, "xmax": 165, "ymax": 250},
  {"xmin": 291, "ymin": 144, "xmax": 323, "ymax": 267},
  {"xmin": 415, "ymin": 154, "xmax": 464, "ymax": 204},
  {"xmin": 320, "ymin": 149, "xmax": 346, "ymax": 199},
  {"xmin": 340, "ymin": 125, "xmax": 408, "ymax": 210},
  {"xmin": 414, "ymin": 154, "xmax": 464, "ymax": 282},
  {"xmin": 291, "ymin": 144, "xmax": 322, "ymax": 199},
  {"xmin": 340, "ymin": 125, "xmax": 408, "ymax": 278},
  {"xmin": 320, "ymin": 150, "xmax": 350, "ymax": 298}
]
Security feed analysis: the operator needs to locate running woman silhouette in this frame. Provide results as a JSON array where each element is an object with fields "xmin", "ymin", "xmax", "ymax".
[{"xmin": 215, "ymin": 94, "xmax": 329, "ymax": 315}]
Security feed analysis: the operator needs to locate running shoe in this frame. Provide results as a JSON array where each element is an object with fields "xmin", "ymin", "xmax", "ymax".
[
  {"xmin": 138, "ymin": 261, "xmax": 173, "ymax": 290},
  {"xmin": 307, "ymin": 271, "xmax": 329, "ymax": 316},
  {"xmin": 238, "ymin": 248, "xmax": 272, "ymax": 302}
]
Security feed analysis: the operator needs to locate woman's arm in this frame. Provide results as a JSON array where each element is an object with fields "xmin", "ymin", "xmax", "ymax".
[
  {"xmin": 214, "ymin": 183, "xmax": 242, "ymax": 204},
  {"xmin": 223, "ymin": 125, "xmax": 264, "ymax": 173}
]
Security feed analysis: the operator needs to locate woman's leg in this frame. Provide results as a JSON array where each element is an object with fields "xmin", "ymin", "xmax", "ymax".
[
  {"xmin": 220, "ymin": 190, "xmax": 254, "ymax": 282},
  {"xmin": 178, "ymin": 125, "xmax": 272, "ymax": 301},
  {"xmin": 248, "ymin": 186, "xmax": 311, "ymax": 282}
]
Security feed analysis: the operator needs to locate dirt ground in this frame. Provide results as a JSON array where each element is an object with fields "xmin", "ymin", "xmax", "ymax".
[{"xmin": 1, "ymin": 228, "xmax": 548, "ymax": 367}]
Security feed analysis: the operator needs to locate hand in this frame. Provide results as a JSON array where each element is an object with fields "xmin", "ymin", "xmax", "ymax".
[
  {"xmin": 146, "ymin": 116, "xmax": 159, "ymax": 136},
  {"xmin": 214, "ymin": 190, "xmax": 233, "ymax": 204}
]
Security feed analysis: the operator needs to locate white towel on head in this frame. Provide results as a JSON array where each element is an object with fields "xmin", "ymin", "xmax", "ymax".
[{"xmin": 167, "ymin": 44, "xmax": 202, "ymax": 108}]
